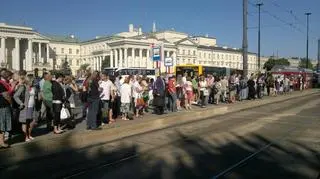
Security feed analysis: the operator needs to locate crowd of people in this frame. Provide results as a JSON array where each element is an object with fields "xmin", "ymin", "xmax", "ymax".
[{"xmin": 0, "ymin": 68, "xmax": 307, "ymax": 148}]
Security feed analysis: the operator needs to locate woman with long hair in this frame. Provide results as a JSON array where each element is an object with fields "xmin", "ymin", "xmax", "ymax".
[
  {"xmin": 198, "ymin": 75, "xmax": 208, "ymax": 108},
  {"xmin": 51, "ymin": 73, "xmax": 65, "ymax": 134},
  {"xmin": 13, "ymin": 76, "xmax": 37, "ymax": 142},
  {"xmin": 185, "ymin": 77, "xmax": 193, "ymax": 110}
]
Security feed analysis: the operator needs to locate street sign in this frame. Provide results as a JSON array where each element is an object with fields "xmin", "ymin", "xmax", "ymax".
[
  {"xmin": 152, "ymin": 47, "xmax": 160, "ymax": 61},
  {"xmin": 164, "ymin": 57, "xmax": 173, "ymax": 67}
]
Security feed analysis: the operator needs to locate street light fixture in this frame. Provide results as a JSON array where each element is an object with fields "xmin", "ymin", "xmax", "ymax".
[
  {"xmin": 305, "ymin": 12, "xmax": 311, "ymax": 69},
  {"xmin": 257, "ymin": 3, "xmax": 263, "ymax": 70}
]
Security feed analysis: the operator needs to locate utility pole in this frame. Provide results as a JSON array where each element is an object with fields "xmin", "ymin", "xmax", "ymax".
[
  {"xmin": 257, "ymin": 3, "xmax": 263, "ymax": 70},
  {"xmin": 305, "ymin": 12, "xmax": 311, "ymax": 69},
  {"xmin": 317, "ymin": 39, "xmax": 320, "ymax": 73},
  {"xmin": 243, "ymin": 0, "xmax": 248, "ymax": 77}
]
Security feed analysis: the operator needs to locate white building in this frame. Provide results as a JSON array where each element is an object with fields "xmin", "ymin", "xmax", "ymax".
[{"xmin": 0, "ymin": 23, "xmax": 259, "ymax": 75}]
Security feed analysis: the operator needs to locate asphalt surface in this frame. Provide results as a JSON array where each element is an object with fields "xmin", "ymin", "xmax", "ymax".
[
  {"xmin": 70, "ymin": 93, "xmax": 320, "ymax": 179},
  {"xmin": 1, "ymin": 92, "xmax": 319, "ymax": 179}
]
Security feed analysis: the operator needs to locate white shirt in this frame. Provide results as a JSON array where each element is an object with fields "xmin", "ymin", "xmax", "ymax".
[
  {"xmin": 28, "ymin": 87, "xmax": 36, "ymax": 108},
  {"xmin": 182, "ymin": 76, "xmax": 187, "ymax": 85},
  {"xmin": 120, "ymin": 83, "xmax": 132, "ymax": 103},
  {"xmin": 132, "ymin": 81, "xmax": 142, "ymax": 99},
  {"xmin": 199, "ymin": 81, "xmax": 207, "ymax": 91},
  {"xmin": 99, "ymin": 80, "xmax": 113, "ymax": 100}
]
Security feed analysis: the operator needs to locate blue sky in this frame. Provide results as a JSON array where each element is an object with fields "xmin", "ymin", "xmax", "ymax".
[{"xmin": 1, "ymin": 0, "xmax": 319, "ymax": 60}]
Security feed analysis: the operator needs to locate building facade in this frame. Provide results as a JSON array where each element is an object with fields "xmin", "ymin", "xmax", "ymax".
[{"xmin": 0, "ymin": 23, "xmax": 259, "ymax": 75}]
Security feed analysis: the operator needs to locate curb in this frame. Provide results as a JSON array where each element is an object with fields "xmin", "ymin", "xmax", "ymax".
[{"xmin": 0, "ymin": 90, "xmax": 319, "ymax": 167}]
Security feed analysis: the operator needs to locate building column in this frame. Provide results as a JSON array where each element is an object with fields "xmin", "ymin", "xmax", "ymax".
[
  {"xmin": 131, "ymin": 48, "xmax": 135, "ymax": 67},
  {"xmin": 13, "ymin": 38, "xmax": 20, "ymax": 70},
  {"xmin": 146, "ymin": 49, "xmax": 150, "ymax": 68},
  {"xmin": 124, "ymin": 48, "xmax": 127, "ymax": 68},
  {"xmin": 119, "ymin": 48, "xmax": 123, "ymax": 68},
  {"xmin": 95, "ymin": 57, "xmax": 98, "ymax": 70},
  {"xmin": 0, "ymin": 37, "xmax": 5, "ymax": 65},
  {"xmin": 99, "ymin": 56, "xmax": 103, "ymax": 71},
  {"xmin": 110, "ymin": 50, "xmax": 114, "ymax": 67},
  {"xmin": 26, "ymin": 39, "xmax": 33, "ymax": 72},
  {"xmin": 114, "ymin": 49, "xmax": 118, "ymax": 68},
  {"xmin": 139, "ymin": 48, "xmax": 142, "ymax": 67},
  {"xmin": 38, "ymin": 42, "xmax": 42, "ymax": 63},
  {"xmin": 46, "ymin": 43, "xmax": 49, "ymax": 64}
]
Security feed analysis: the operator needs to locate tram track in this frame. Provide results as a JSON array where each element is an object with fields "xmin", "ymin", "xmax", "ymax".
[{"xmin": 60, "ymin": 93, "xmax": 320, "ymax": 179}]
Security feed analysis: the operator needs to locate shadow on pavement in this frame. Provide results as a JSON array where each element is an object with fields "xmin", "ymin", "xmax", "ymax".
[
  {"xmin": 0, "ymin": 130, "xmax": 318, "ymax": 179},
  {"xmin": 0, "ymin": 100, "xmax": 319, "ymax": 179}
]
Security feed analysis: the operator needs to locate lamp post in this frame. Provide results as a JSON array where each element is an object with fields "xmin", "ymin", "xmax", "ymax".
[
  {"xmin": 305, "ymin": 12, "xmax": 311, "ymax": 69},
  {"xmin": 242, "ymin": 0, "xmax": 248, "ymax": 77},
  {"xmin": 257, "ymin": 3, "xmax": 263, "ymax": 70}
]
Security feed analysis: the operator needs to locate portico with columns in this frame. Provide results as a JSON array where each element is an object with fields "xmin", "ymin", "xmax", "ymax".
[{"xmin": 0, "ymin": 23, "xmax": 51, "ymax": 72}]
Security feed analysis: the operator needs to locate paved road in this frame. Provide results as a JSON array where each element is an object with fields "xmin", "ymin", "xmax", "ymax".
[{"xmin": 1, "ymin": 93, "xmax": 320, "ymax": 179}]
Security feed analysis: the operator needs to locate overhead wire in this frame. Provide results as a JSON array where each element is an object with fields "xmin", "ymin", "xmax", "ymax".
[{"xmin": 248, "ymin": 0, "xmax": 305, "ymax": 34}]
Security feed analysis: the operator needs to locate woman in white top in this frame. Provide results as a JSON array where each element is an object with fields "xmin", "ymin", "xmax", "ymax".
[
  {"xmin": 185, "ymin": 77, "xmax": 193, "ymax": 110},
  {"xmin": 132, "ymin": 77, "xmax": 144, "ymax": 118},
  {"xmin": 120, "ymin": 77, "xmax": 132, "ymax": 120},
  {"xmin": 13, "ymin": 76, "xmax": 36, "ymax": 142},
  {"xmin": 198, "ymin": 75, "xmax": 208, "ymax": 108}
]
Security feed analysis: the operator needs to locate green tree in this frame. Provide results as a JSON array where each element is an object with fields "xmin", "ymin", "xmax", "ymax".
[
  {"xmin": 298, "ymin": 58, "xmax": 313, "ymax": 69},
  {"xmin": 79, "ymin": 63, "xmax": 90, "ymax": 71},
  {"xmin": 60, "ymin": 56, "xmax": 72, "ymax": 75},
  {"xmin": 101, "ymin": 58, "xmax": 110, "ymax": 70},
  {"xmin": 263, "ymin": 58, "xmax": 290, "ymax": 71}
]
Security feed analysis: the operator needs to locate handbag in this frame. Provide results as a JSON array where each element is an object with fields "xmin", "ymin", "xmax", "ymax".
[{"xmin": 60, "ymin": 104, "xmax": 71, "ymax": 120}]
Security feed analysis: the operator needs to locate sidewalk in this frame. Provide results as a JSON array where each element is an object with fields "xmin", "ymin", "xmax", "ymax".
[{"xmin": 0, "ymin": 89, "xmax": 319, "ymax": 167}]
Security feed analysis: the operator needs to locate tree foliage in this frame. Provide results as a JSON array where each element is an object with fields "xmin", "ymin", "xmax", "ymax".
[
  {"xmin": 101, "ymin": 58, "xmax": 110, "ymax": 70},
  {"xmin": 263, "ymin": 58, "xmax": 290, "ymax": 71},
  {"xmin": 79, "ymin": 63, "xmax": 90, "ymax": 71},
  {"xmin": 298, "ymin": 58, "xmax": 314, "ymax": 70}
]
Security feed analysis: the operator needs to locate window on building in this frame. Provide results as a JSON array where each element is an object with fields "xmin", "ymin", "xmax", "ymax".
[
  {"xmin": 61, "ymin": 48, "xmax": 64, "ymax": 54},
  {"xmin": 222, "ymin": 54, "xmax": 224, "ymax": 59},
  {"xmin": 199, "ymin": 52, "xmax": 201, "ymax": 58},
  {"xmin": 53, "ymin": 47, "xmax": 56, "ymax": 52},
  {"xmin": 193, "ymin": 59, "xmax": 196, "ymax": 64},
  {"xmin": 188, "ymin": 50, "xmax": 190, "ymax": 55},
  {"xmin": 217, "ymin": 54, "xmax": 219, "ymax": 59},
  {"xmin": 76, "ymin": 49, "xmax": 80, "ymax": 54},
  {"xmin": 76, "ymin": 59, "xmax": 80, "ymax": 66},
  {"xmin": 204, "ymin": 53, "xmax": 206, "ymax": 58},
  {"xmin": 69, "ymin": 59, "xmax": 72, "ymax": 66},
  {"xmin": 193, "ymin": 51, "xmax": 196, "ymax": 55},
  {"xmin": 209, "ymin": 54, "xmax": 211, "ymax": 59},
  {"xmin": 69, "ymin": 48, "xmax": 72, "ymax": 54},
  {"xmin": 182, "ymin": 50, "xmax": 185, "ymax": 55},
  {"xmin": 213, "ymin": 54, "xmax": 215, "ymax": 59}
]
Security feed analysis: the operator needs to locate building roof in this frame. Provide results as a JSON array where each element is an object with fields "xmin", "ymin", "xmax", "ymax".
[
  {"xmin": 81, "ymin": 35, "xmax": 124, "ymax": 43},
  {"xmin": 193, "ymin": 35, "xmax": 216, "ymax": 39},
  {"xmin": 174, "ymin": 37, "xmax": 198, "ymax": 46},
  {"xmin": 198, "ymin": 45, "xmax": 256, "ymax": 55},
  {"xmin": 45, "ymin": 34, "xmax": 81, "ymax": 43}
]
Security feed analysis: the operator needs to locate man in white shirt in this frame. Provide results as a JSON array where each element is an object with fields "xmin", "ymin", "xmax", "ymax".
[{"xmin": 99, "ymin": 73, "xmax": 113, "ymax": 124}]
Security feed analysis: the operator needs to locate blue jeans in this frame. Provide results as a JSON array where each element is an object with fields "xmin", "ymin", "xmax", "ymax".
[
  {"xmin": 87, "ymin": 98, "xmax": 100, "ymax": 129},
  {"xmin": 168, "ymin": 93, "xmax": 177, "ymax": 112}
]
